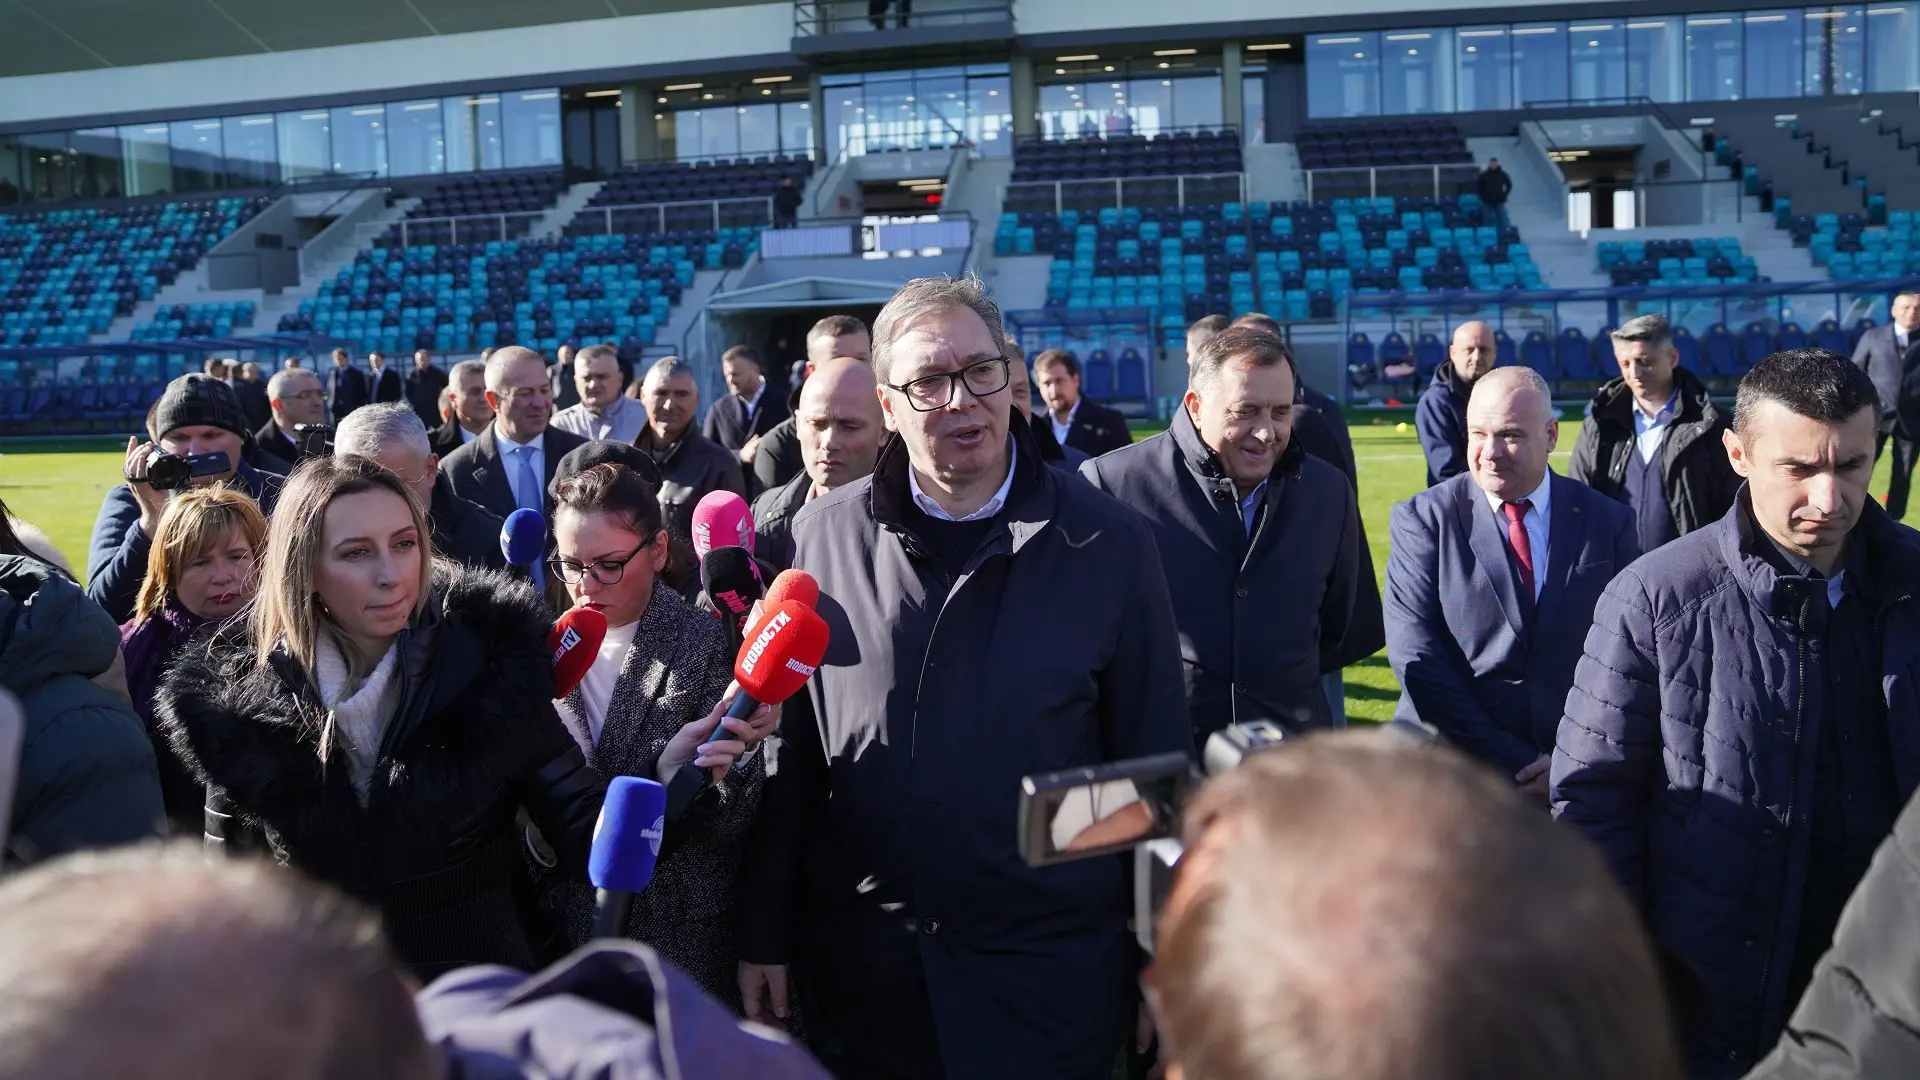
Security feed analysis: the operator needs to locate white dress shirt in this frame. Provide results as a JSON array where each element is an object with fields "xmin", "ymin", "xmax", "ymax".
[
  {"xmin": 741, "ymin": 381, "xmax": 767, "ymax": 424},
  {"xmin": 1050, "ymin": 399, "xmax": 1080, "ymax": 448},
  {"xmin": 1632, "ymin": 389, "xmax": 1679, "ymax": 465},
  {"xmin": 1483, "ymin": 471, "xmax": 1552, "ymax": 599},
  {"xmin": 552, "ymin": 396, "xmax": 647, "ymax": 443},
  {"xmin": 494, "ymin": 427, "xmax": 547, "ymax": 509},
  {"xmin": 577, "ymin": 620, "xmax": 641, "ymax": 746},
  {"xmin": 909, "ymin": 440, "xmax": 1019, "ymax": 522}
]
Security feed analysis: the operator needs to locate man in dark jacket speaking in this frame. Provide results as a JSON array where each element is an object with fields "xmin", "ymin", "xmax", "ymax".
[
  {"xmin": 738, "ymin": 276, "xmax": 1188, "ymax": 1079},
  {"xmin": 1850, "ymin": 289, "xmax": 1920, "ymax": 519},
  {"xmin": 1084, "ymin": 325, "xmax": 1363, "ymax": 738},
  {"xmin": 1417, "ymin": 321, "xmax": 1497, "ymax": 487},
  {"xmin": 1554, "ymin": 348, "xmax": 1920, "ymax": 1079},
  {"xmin": 1569, "ymin": 314, "xmax": 1739, "ymax": 552}
]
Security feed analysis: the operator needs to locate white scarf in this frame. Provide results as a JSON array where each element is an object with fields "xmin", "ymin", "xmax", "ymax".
[{"xmin": 314, "ymin": 635, "xmax": 402, "ymax": 802}]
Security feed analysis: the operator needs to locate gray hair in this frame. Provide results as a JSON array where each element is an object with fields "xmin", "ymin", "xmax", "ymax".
[
  {"xmin": 483, "ymin": 345, "xmax": 545, "ymax": 391},
  {"xmin": 644, "ymin": 355, "xmax": 696, "ymax": 385},
  {"xmin": 266, "ymin": 368, "xmax": 317, "ymax": 402},
  {"xmin": 1611, "ymin": 314, "xmax": 1674, "ymax": 352},
  {"xmin": 334, "ymin": 402, "xmax": 432, "ymax": 463},
  {"xmin": 1190, "ymin": 326, "xmax": 1299, "ymax": 395},
  {"xmin": 871, "ymin": 275, "xmax": 1005, "ymax": 383},
  {"xmin": 449, "ymin": 358, "xmax": 487, "ymax": 386}
]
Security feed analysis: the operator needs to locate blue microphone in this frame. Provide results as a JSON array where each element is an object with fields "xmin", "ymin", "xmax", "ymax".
[
  {"xmin": 501, "ymin": 507, "xmax": 547, "ymax": 594},
  {"xmin": 589, "ymin": 775, "xmax": 667, "ymax": 939}
]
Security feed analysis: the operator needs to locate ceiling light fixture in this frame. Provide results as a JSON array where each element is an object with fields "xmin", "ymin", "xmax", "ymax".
[{"xmin": 664, "ymin": 82, "xmax": 704, "ymax": 91}]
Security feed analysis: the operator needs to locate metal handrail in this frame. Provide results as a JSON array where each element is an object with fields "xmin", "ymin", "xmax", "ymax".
[
  {"xmin": 792, "ymin": 0, "xmax": 1011, "ymax": 36},
  {"xmin": 565, "ymin": 197, "xmax": 774, "ymax": 237},
  {"xmin": 1300, "ymin": 163, "xmax": 1481, "ymax": 204},
  {"xmin": 1003, "ymin": 172, "xmax": 1247, "ymax": 215},
  {"xmin": 378, "ymin": 212, "xmax": 546, "ymax": 249},
  {"xmin": 1019, "ymin": 123, "xmax": 1241, "ymax": 149}
]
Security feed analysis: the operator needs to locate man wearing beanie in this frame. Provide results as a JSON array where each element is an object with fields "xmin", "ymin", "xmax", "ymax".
[{"xmin": 85, "ymin": 374, "xmax": 287, "ymax": 624}]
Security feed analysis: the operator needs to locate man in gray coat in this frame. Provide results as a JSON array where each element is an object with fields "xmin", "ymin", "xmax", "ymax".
[{"xmin": 738, "ymin": 276, "xmax": 1188, "ymax": 1080}]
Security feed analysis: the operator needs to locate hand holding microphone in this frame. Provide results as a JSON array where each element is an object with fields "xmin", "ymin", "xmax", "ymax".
[{"xmin": 655, "ymin": 686, "xmax": 778, "ymax": 785}]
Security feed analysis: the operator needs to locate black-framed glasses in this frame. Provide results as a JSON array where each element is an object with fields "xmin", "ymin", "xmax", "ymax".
[
  {"xmin": 547, "ymin": 531, "xmax": 658, "ymax": 586},
  {"xmin": 885, "ymin": 357, "xmax": 1011, "ymax": 412}
]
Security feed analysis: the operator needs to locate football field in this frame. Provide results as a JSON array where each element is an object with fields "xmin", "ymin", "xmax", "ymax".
[{"xmin": 1, "ymin": 419, "xmax": 1902, "ymax": 725}]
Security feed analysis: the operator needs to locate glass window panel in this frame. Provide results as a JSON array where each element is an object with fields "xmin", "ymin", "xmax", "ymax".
[
  {"xmin": 1171, "ymin": 72, "xmax": 1223, "ymax": 130},
  {"xmin": 967, "ymin": 73, "xmax": 1011, "ymax": 155},
  {"xmin": 21, "ymin": 132, "xmax": 71, "ymax": 202},
  {"xmin": 70, "ymin": 127, "xmax": 122, "ymax": 200},
  {"xmin": 386, "ymin": 99, "xmax": 445, "ymax": 177},
  {"xmin": 1457, "ymin": 27, "xmax": 1515, "ymax": 112},
  {"xmin": 1686, "ymin": 15, "xmax": 1743, "ymax": 100},
  {"xmin": 708, "ymin": 109, "xmax": 744, "ymax": 159},
  {"xmin": 1627, "ymin": 19, "xmax": 1683, "ymax": 101},
  {"xmin": 223, "ymin": 115, "xmax": 276, "ymax": 188},
  {"xmin": 738, "ymin": 103, "xmax": 779, "ymax": 156},
  {"xmin": 1243, "ymin": 72, "xmax": 1266, "ymax": 144},
  {"xmin": 169, "ymin": 119, "xmax": 224, "ymax": 192},
  {"xmin": 277, "ymin": 110, "xmax": 330, "ymax": 182},
  {"xmin": 1806, "ymin": 7, "xmax": 1869, "ymax": 94},
  {"xmin": 1570, "ymin": 22, "xmax": 1627, "ymax": 102},
  {"xmin": 444, "ymin": 95, "xmax": 504, "ymax": 173},
  {"xmin": 778, "ymin": 100, "xmax": 814, "ymax": 159},
  {"xmin": 826, "ymin": 82, "xmax": 864, "ymax": 158},
  {"xmin": 502, "ymin": 90, "xmax": 561, "ymax": 168},
  {"xmin": 1513, "ymin": 24, "xmax": 1570, "ymax": 106},
  {"xmin": 1383, "ymin": 28, "xmax": 1455, "ymax": 114},
  {"xmin": 1307, "ymin": 32, "xmax": 1381, "ymax": 118},
  {"xmin": 1129, "ymin": 76, "xmax": 1173, "ymax": 136},
  {"xmin": 1741, "ymin": 12, "xmax": 1803, "ymax": 98},
  {"xmin": 328, "ymin": 105, "xmax": 387, "ymax": 177},
  {"xmin": 0, "ymin": 135, "xmax": 24, "ymax": 204},
  {"xmin": 1868, "ymin": 3, "xmax": 1920, "ymax": 90},
  {"xmin": 116, "ymin": 124, "xmax": 170, "ymax": 196},
  {"xmin": 918, "ymin": 68, "xmax": 968, "ymax": 148}
]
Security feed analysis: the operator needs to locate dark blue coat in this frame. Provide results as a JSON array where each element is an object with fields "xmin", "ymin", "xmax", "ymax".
[
  {"xmin": 1552, "ymin": 494, "xmax": 1920, "ymax": 1078},
  {"xmin": 1415, "ymin": 361, "xmax": 1471, "ymax": 487},
  {"xmin": 739, "ymin": 415, "xmax": 1189, "ymax": 1079},
  {"xmin": 85, "ymin": 462, "xmax": 283, "ymax": 626},
  {"xmin": 1386, "ymin": 472, "xmax": 1638, "ymax": 776}
]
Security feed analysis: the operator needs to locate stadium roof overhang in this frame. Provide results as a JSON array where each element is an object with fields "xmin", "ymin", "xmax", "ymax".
[
  {"xmin": 702, "ymin": 277, "xmax": 901, "ymax": 312},
  {"xmin": 0, "ymin": 0, "xmax": 734, "ymax": 78}
]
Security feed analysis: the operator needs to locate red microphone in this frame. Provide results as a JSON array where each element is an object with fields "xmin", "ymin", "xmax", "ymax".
[
  {"xmin": 764, "ymin": 568, "xmax": 820, "ymax": 612},
  {"xmin": 550, "ymin": 605, "xmax": 609, "ymax": 699},
  {"xmin": 663, "ymin": 599, "xmax": 830, "ymax": 820}
]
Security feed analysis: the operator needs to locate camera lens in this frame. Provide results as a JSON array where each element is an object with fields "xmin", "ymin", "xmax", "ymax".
[{"xmin": 144, "ymin": 451, "xmax": 189, "ymax": 491}]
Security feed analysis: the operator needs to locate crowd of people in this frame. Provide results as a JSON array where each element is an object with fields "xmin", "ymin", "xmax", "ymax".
[{"xmin": 3, "ymin": 281, "xmax": 1920, "ymax": 1079}]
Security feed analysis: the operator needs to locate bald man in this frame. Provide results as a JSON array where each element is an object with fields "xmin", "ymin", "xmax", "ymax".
[
  {"xmin": 752, "ymin": 356, "xmax": 884, "ymax": 572},
  {"xmin": 1417, "ymin": 321, "xmax": 1499, "ymax": 487},
  {"xmin": 1387, "ymin": 366, "xmax": 1636, "ymax": 790}
]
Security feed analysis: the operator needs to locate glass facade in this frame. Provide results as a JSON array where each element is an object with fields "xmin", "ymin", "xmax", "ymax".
[
  {"xmin": 654, "ymin": 78, "xmax": 815, "ymax": 163},
  {"xmin": 822, "ymin": 64, "xmax": 1012, "ymax": 159},
  {"xmin": 1309, "ymin": 4, "xmax": 1920, "ymax": 115},
  {"xmin": 0, "ymin": 90, "xmax": 561, "ymax": 205}
]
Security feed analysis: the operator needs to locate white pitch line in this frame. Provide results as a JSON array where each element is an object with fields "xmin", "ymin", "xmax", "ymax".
[{"xmin": 1357, "ymin": 451, "xmax": 1574, "ymax": 463}]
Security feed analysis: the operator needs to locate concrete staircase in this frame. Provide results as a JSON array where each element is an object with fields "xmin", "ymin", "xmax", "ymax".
[
  {"xmin": 538, "ymin": 181, "xmax": 605, "ymax": 238},
  {"xmin": 1244, "ymin": 143, "xmax": 1303, "ymax": 206},
  {"xmin": 985, "ymin": 254, "xmax": 1055, "ymax": 317},
  {"xmin": 97, "ymin": 264, "xmax": 269, "ymax": 344},
  {"xmin": 254, "ymin": 197, "xmax": 419, "ymax": 335}
]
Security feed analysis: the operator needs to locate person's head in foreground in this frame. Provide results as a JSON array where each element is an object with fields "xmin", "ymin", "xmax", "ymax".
[
  {"xmin": 1149, "ymin": 732, "xmax": 1683, "ymax": 1080},
  {"xmin": 1726, "ymin": 348, "xmax": 1881, "ymax": 576},
  {"xmin": 0, "ymin": 843, "xmax": 434, "ymax": 1080}
]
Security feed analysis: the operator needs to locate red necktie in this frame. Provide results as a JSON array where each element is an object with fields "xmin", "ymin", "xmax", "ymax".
[{"xmin": 1502, "ymin": 500, "xmax": 1535, "ymax": 601}]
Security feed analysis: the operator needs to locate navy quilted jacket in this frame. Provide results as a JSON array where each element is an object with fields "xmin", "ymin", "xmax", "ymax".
[{"xmin": 1552, "ymin": 493, "xmax": 1920, "ymax": 1079}]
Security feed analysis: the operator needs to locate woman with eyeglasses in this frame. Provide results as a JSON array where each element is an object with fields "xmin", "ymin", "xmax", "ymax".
[
  {"xmin": 156, "ymin": 455, "xmax": 605, "ymax": 979},
  {"xmin": 541, "ymin": 461, "xmax": 778, "ymax": 1011}
]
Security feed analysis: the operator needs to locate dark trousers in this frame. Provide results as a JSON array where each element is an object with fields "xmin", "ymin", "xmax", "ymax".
[
  {"xmin": 1880, "ymin": 428, "xmax": 1920, "ymax": 520},
  {"xmin": 798, "ymin": 910, "xmax": 944, "ymax": 1079}
]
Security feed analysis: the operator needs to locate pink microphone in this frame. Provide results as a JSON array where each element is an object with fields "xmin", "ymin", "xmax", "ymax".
[{"xmin": 691, "ymin": 491, "xmax": 754, "ymax": 559}]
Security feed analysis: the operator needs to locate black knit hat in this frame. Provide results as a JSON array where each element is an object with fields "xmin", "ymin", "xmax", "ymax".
[
  {"xmin": 148, "ymin": 374, "xmax": 249, "ymax": 440},
  {"xmin": 550, "ymin": 439, "xmax": 663, "ymax": 496}
]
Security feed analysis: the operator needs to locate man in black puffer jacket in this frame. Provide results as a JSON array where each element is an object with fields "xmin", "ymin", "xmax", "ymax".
[
  {"xmin": 1570, "ymin": 314, "xmax": 1740, "ymax": 553},
  {"xmin": 0, "ymin": 555, "xmax": 164, "ymax": 864}
]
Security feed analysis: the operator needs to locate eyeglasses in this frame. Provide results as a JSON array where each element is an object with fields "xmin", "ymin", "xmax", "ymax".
[
  {"xmin": 547, "ymin": 531, "xmax": 658, "ymax": 586},
  {"xmin": 885, "ymin": 357, "xmax": 1011, "ymax": 412}
]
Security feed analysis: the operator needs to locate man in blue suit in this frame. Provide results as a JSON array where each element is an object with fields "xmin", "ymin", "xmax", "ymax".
[{"xmin": 1387, "ymin": 365, "xmax": 1638, "ymax": 793}]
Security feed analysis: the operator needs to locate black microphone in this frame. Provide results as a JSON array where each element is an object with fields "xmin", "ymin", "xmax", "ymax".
[{"xmin": 700, "ymin": 546, "xmax": 764, "ymax": 647}]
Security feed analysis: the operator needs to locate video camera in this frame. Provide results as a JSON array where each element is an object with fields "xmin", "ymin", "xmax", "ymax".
[
  {"xmin": 1018, "ymin": 720, "xmax": 1437, "ymax": 953},
  {"xmin": 294, "ymin": 423, "xmax": 334, "ymax": 457},
  {"xmin": 140, "ymin": 449, "xmax": 232, "ymax": 492}
]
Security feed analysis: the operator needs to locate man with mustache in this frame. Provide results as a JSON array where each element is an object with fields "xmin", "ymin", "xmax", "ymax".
[{"xmin": 1555, "ymin": 348, "xmax": 1920, "ymax": 1078}]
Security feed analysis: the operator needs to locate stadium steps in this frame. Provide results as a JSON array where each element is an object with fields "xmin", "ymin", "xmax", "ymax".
[
  {"xmin": 254, "ymin": 197, "xmax": 421, "ymax": 333},
  {"xmin": 942, "ymin": 154, "xmax": 1011, "ymax": 278},
  {"xmin": 1243, "ymin": 142, "xmax": 1303, "ymax": 207},
  {"xmin": 100, "ymin": 263, "xmax": 267, "ymax": 346},
  {"xmin": 1469, "ymin": 135, "xmax": 1604, "ymax": 290},
  {"xmin": 648, "ymin": 268, "xmax": 731, "ymax": 365},
  {"xmin": 985, "ymin": 253, "xmax": 1056, "ymax": 316},
  {"xmin": 535, "ymin": 181, "xmax": 606, "ymax": 240}
]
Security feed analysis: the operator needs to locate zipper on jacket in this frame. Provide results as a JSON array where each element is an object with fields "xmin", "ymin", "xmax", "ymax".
[{"xmin": 1752, "ymin": 589, "xmax": 1813, "ymax": 1063}]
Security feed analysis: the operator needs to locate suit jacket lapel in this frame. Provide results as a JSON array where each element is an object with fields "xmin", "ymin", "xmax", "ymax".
[
  {"xmin": 1462, "ymin": 481, "xmax": 1527, "ymax": 638},
  {"xmin": 1536, "ymin": 474, "xmax": 1583, "ymax": 614},
  {"xmin": 475, "ymin": 429, "xmax": 516, "ymax": 513}
]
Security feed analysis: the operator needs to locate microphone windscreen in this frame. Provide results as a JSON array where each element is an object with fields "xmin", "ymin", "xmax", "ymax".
[
  {"xmin": 589, "ymin": 775, "xmax": 667, "ymax": 894},
  {"xmin": 501, "ymin": 508, "xmax": 547, "ymax": 568},
  {"xmin": 550, "ymin": 605, "xmax": 609, "ymax": 699},
  {"xmin": 691, "ymin": 491, "xmax": 754, "ymax": 559},
  {"xmin": 764, "ymin": 568, "xmax": 820, "ymax": 611},
  {"xmin": 734, "ymin": 600, "xmax": 831, "ymax": 706},
  {"xmin": 700, "ymin": 546, "xmax": 763, "ymax": 621}
]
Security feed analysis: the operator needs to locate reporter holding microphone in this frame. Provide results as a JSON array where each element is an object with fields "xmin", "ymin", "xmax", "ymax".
[
  {"xmin": 156, "ymin": 454, "xmax": 605, "ymax": 980},
  {"xmin": 543, "ymin": 460, "xmax": 778, "ymax": 1009}
]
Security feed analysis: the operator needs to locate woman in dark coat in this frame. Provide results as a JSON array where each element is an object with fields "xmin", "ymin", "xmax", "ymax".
[
  {"xmin": 543, "ymin": 461, "xmax": 776, "ymax": 1009},
  {"xmin": 157, "ymin": 455, "xmax": 604, "ymax": 979},
  {"xmin": 120, "ymin": 486, "xmax": 267, "ymax": 831}
]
